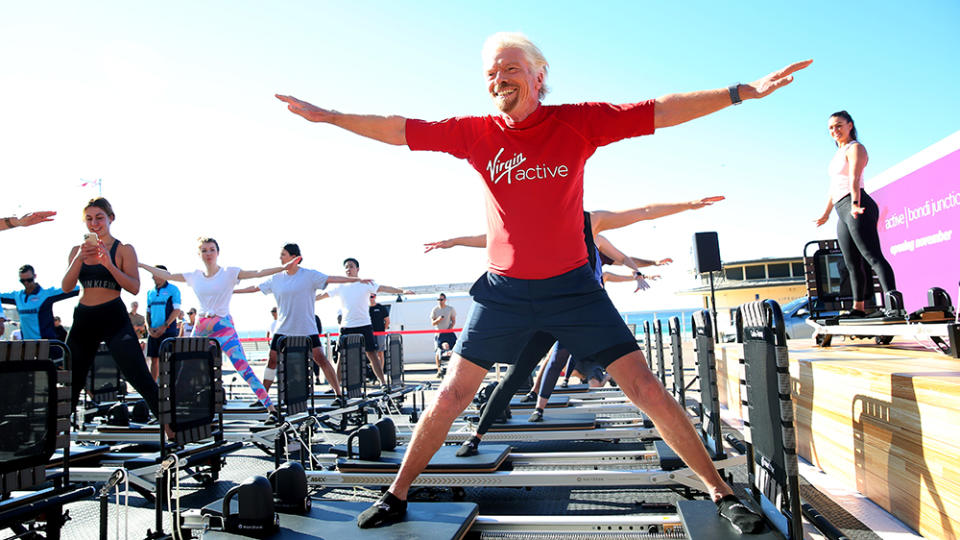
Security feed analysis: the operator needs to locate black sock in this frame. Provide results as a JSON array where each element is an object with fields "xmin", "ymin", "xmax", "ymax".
[
  {"xmin": 357, "ymin": 491, "xmax": 407, "ymax": 528},
  {"xmin": 456, "ymin": 436, "xmax": 481, "ymax": 457},
  {"xmin": 716, "ymin": 494, "xmax": 763, "ymax": 534}
]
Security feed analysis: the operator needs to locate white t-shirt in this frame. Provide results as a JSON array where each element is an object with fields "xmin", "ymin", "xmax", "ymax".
[
  {"xmin": 184, "ymin": 267, "xmax": 242, "ymax": 318},
  {"xmin": 259, "ymin": 268, "xmax": 329, "ymax": 336},
  {"xmin": 326, "ymin": 281, "xmax": 378, "ymax": 328}
]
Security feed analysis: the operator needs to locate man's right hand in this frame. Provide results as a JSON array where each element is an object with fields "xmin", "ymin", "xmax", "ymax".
[{"xmin": 276, "ymin": 95, "xmax": 336, "ymax": 123}]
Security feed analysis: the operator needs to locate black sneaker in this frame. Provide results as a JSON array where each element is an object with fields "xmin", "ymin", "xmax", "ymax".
[
  {"xmin": 266, "ymin": 410, "xmax": 283, "ymax": 425},
  {"xmin": 519, "ymin": 391, "xmax": 537, "ymax": 403},
  {"xmin": 559, "ymin": 380, "xmax": 569, "ymax": 388},
  {"xmin": 716, "ymin": 494, "xmax": 764, "ymax": 534},
  {"xmin": 357, "ymin": 491, "xmax": 407, "ymax": 528},
  {"xmin": 249, "ymin": 401, "xmax": 263, "ymax": 408},
  {"xmin": 527, "ymin": 409, "xmax": 544, "ymax": 423},
  {"xmin": 331, "ymin": 396, "xmax": 347, "ymax": 408},
  {"xmin": 456, "ymin": 436, "xmax": 480, "ymax": 457}
]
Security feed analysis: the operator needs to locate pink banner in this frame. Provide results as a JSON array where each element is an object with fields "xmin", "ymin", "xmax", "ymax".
[{"xmin": 871, "ymin": 147, "xmax": 960, "ymax": 312}]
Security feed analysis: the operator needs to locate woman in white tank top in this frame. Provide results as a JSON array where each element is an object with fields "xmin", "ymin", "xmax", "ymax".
[{"xmin": 814, "ymin": 111, "xmax": 897, "ymax": 315}]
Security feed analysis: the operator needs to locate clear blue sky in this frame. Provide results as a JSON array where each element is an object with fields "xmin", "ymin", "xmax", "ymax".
[{"xmin": 2, "ymin": 1, "xmax": 958, "ymax": 330}]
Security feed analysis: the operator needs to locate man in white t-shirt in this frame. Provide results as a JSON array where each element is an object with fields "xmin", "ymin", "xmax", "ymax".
[
  {"xmin": 317, "ymin": 257, "xmax": 412, "ymax": 388},
  {"xmin": 430, "ymin": 293, "xmax": 457, "ymax": 376},
  {"xmin": 235, "ymin": 244, "xmax": 364, "ymax": 402}
]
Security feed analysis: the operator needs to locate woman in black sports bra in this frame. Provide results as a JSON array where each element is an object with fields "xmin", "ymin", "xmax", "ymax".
[{"xmin": 61, "ymin": 198, "xmax": 160, "ymax": 419}]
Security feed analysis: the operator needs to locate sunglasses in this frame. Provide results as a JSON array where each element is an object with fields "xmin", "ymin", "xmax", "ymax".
[{"xmin": 20, "ymin": 278, "xmax": 34, "ymax": 284}]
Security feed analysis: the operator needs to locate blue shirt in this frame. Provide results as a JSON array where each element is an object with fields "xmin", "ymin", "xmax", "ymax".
[
  {"xmin": 146, "ymin": 282, "xmax": 182, "ymax": 330},
  {"xmin": 0, "ymin": 285, "xmax": 79, "ymax": 339}
]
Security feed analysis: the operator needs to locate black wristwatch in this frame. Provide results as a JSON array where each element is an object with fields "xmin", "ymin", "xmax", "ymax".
[
  {"xmin": 633, "ymin": 270, "xmax": 645, "ymax": 279},
  {"xmin": 728, "ymin": 84, "xmax": 742, "ymax": 106}
]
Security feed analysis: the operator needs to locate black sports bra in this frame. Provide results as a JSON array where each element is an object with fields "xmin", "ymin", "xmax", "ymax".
[{"xmin": 78, "ymin": 239, "xmax": 122, "ymax": 291}]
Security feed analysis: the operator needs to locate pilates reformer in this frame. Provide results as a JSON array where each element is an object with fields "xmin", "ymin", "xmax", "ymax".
[
  {"xmin": 677, "ymin": 300, "xmax": 845, "ymax": 539},
  {"xmin": 0, "ymin": 340, "xmax": 95, "ymax": 540}
]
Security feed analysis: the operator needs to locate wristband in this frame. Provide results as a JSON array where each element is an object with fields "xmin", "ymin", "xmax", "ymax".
[
  {"xmin": 633, "ymin": 270, "xmax": 645, "ymax": 279},
  {"xmin": 3, "ymin": 217, "xmax": 15, "ymax": 228},
  {"xmin": 728, "ymin": 84, "xmax": 742, "ymax": 106}
]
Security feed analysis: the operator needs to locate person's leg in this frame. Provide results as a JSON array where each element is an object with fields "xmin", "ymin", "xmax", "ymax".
[
  {"xmin": 65, "ymin": 308, "xmax": 102, "ymax": 411},
  {"xmin": 263, "ymin": 349, "xmax": 278, "ymax": 392},
  {"xmin": 197, "ymin": 316, "xmax": 275, "ymax": 411},
  {"xmin": 312, "ymin": 346, "xmax": 343, "ymax": 398},
  {"xmin": 390, "ymin": 354, "xmax": 488, "ymax": 497},
  {"xmin": 836, "ymin": 199, "xmax": 870, "ymax": 311},
  {"xmin": 364, "ymin": 350, "xmax": 387, "ymax": 385},
  {"xmin": 846, "ymin": 194, "xmax": 897, "ymax": 300},
  {"xmin": 106, "ymin": 318, "xmax": 161, "ymax": 418},
  {"xmin": 606, "ymin": 351, "xmax": 731, "ymax": 501},
  {"xmin": 537, "ymin": 344, "xmax": 569, "ymax": 401}
]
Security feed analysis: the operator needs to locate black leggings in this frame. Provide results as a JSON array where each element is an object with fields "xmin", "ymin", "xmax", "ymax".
[
  {"xmin": 475, "ymin": 332, "xmax": 555, "ymax": 436},
  {"xmin": 835, "ymin": 191, "xmax": 897, "ymax": 302},
  {"xmin": 66, "ymin": 298, "xmax": 160, "ymax": 417}
]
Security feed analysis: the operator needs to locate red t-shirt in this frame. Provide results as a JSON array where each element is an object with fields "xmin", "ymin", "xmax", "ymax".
[{"xmin": 407, "ymin": 101, "xmax": 655, "ymax": 279}]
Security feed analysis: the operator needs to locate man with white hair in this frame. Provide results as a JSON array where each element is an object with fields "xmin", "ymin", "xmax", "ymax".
[{"xmin": 278, "ymin": 32, "xmax": 810, "ymax": 532}]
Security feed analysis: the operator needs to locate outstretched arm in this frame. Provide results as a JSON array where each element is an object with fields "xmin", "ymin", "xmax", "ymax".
[
  {"xmin": 654, "ymin": 60, "xmax": 812, "ymax": 129},
  {"xmin": 377, "ymin": 285, "xmax": 415, "ymax": 295},
  {"xmin": 590, "ymin": 196, "xmax": 724, "ymax": 235},
  {"xmin": 629, "ymin": 256, "xmax": 673, "ymax": 268},
  {"xmin": 234, "ymin": 286, "xmax": 260, "ymax": 294},
  {"xmin": 1, "ymin": 211, "xmax": 56, "ymax": 231},
  {"xmin": 424, "ymin": 234, "xmax": 487, "ymax": 252},
  {"xmin": 596, "ymin": 235, "xmax": 649, "ymax": 292},
  {"xmin": 276, "ymin": 95, "xmax": 407, "ymax": 146},
  {"xmin": 139, "ymin": 263, "xmax": 187, "ymax": 283},
  {"xmin": 237, "ymin": 256, "xmax": 301, "ymax": 280},
  {"xmin": 326, "ymin": 276, "xmax": 371, "ymax": 284}
]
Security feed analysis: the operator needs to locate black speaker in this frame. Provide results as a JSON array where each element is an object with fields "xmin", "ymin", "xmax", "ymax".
[{"xmin": 692, "ymin": 232, "xmax": 721, "ymax": 273}]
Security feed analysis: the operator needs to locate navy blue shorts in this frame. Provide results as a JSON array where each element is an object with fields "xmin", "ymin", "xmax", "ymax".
[
  {"xmin": 146, "ymin": 327, "xmax": 179, "ymax": 357},
  {"xmin": 340, "ymin": 325, "xmax": 378, "ymax": 351},
  {"xmin": 270, "ymin": 333, "xmax": 322, "ymax": 352},
  {"xmin": 435, "ymin": 331, "xmax": 457, "ymax": 351},
  {"xmin": 454, "ymin": 264, "xmax": 639, "ymax": 370}
]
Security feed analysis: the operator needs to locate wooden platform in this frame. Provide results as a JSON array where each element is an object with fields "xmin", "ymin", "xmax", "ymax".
[{"xmin": 717, "ymin": 338, "xmax": 960, "ymax": 539}]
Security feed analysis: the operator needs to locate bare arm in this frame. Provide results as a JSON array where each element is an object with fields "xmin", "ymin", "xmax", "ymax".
[
  {"xmin": 237, "ymin": 256, "xmax": 301, "ymax": 280},
  {"xmin": 424, "ymin": 234, "xmax": 487, "ymax": 253},
  {"xmin": 628, "ymin": 256, "xmax": 672, "ymax": 268},
  {"xmin": 326, "ymin": 276, "xmax": 367, "ymax": 284},
  {"xmin": 101, "ymin": 243, "xmax": 141, "ymax": 295},
  {"xmin": 233, "ymin": 285, "xmax": 260, "ymax": 294},
  {"xmin": 275, "ymin": 95, "xmax": 407, "ymax": 146},
  {"xmin": 139, "ymin": 263, "xmax": 187, "ymax": 283},
  {"xmin": 654, "ymin": 60, "xmax": 812, "ymax": 129},
  {"xmin": 596, "ymin": 235, "xmax": 649, "ymax": 292},
  {"xmin": 815, "ymin": 195, "xmax": 834, "ymax": 227},
  {"xmin": 2, "ymin": 211, "xmax": 56, "ymax": 231},
  {"xmin": 590, "ymin": 196, "xmax": 724, "ymax": 234},
  {"xmin": 62, "ymin": 246, "xmax": 84, "ymax": 291},
  {"xmin": 384, "ymin": 316, "xmax": 390, "ymax": 330},
  {"xmin": 315, "ymin": 293, "xmax": 330, "ymax": 301},
  {"xmin": 377, "ymin": 285, "xmax": 414, "ymax": 295},
  {"xmin": 847, "ymin": 143, "xmax": 869, "ymax": 219}
]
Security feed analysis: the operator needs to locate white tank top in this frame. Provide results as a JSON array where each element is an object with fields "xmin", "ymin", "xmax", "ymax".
[{"xmin": 828, "ymin": 141, "xmax": 863, "ymax": 203}]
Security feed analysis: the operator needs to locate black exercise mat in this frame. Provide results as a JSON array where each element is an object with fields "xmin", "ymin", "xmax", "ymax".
[
  {"xmin": 485, "ymin": 413, "xmax": 596, "ymax": 431},
  {"xmin": 48, "ymin": 444, "xmax": 110, "ymax": 467},
  {"xmin": 508, "ymin": 395, "xmax": 569, "ymax": 409},
  {"xmin": 516, "ymin": 383, "xmax": 590, "ymax": 394},
  {"xmin": 333, "ymin": 444, "xmax": 511, "ymax": 473},
  {"xmin": 202, "ymin": 499, "xmax": 478, "ymax": 540},
  {"xmin": 677, "ymin": 499, "xmax": 780, "ymax": 539}
]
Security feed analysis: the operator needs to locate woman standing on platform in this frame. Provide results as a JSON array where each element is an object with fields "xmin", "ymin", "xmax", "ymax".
[
  {"xmin": 815, "ymin": 111, "xmax": 897, "ymax": 315},
  {"xmin": 139, "ymin": 238, "xmax": 299, "ymax": 424},
  {"xmin": 61, "ymin": 198, "xmax": 160, "ymax": 418},
  {"xmin": 234, "ymin": 243, "xmax": 366, "ymax": 405}
]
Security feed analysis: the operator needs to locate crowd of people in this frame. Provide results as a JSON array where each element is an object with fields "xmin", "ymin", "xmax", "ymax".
[{"xmin": 3, "ymin": 28, "xmax": 900, "ymax": 533}]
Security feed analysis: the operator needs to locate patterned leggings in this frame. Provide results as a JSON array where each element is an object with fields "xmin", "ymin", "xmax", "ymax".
[{"xmin": 194, "ymin": 315, "xmax": 273, "ymax": 408}]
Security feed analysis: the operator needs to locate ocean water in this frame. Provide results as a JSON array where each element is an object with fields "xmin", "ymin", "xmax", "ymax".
[{"xmin": 621, "ymin": 308, "xmax": 704, "ymax": 339}]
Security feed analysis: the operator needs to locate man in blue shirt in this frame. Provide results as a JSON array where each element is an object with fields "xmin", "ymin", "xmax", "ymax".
[
  {"xmin": 0, "ymin": 265, "xmax": 79, "ymax": 342},
  {"xmin": 146, "ymin": 264, "xmax": 182, "ymax": 379}
]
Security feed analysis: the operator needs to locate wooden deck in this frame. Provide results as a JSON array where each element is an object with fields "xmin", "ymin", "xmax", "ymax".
[{"xmin": 716, "ymin": 338, "xmax": 960, "ymax": 540}]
